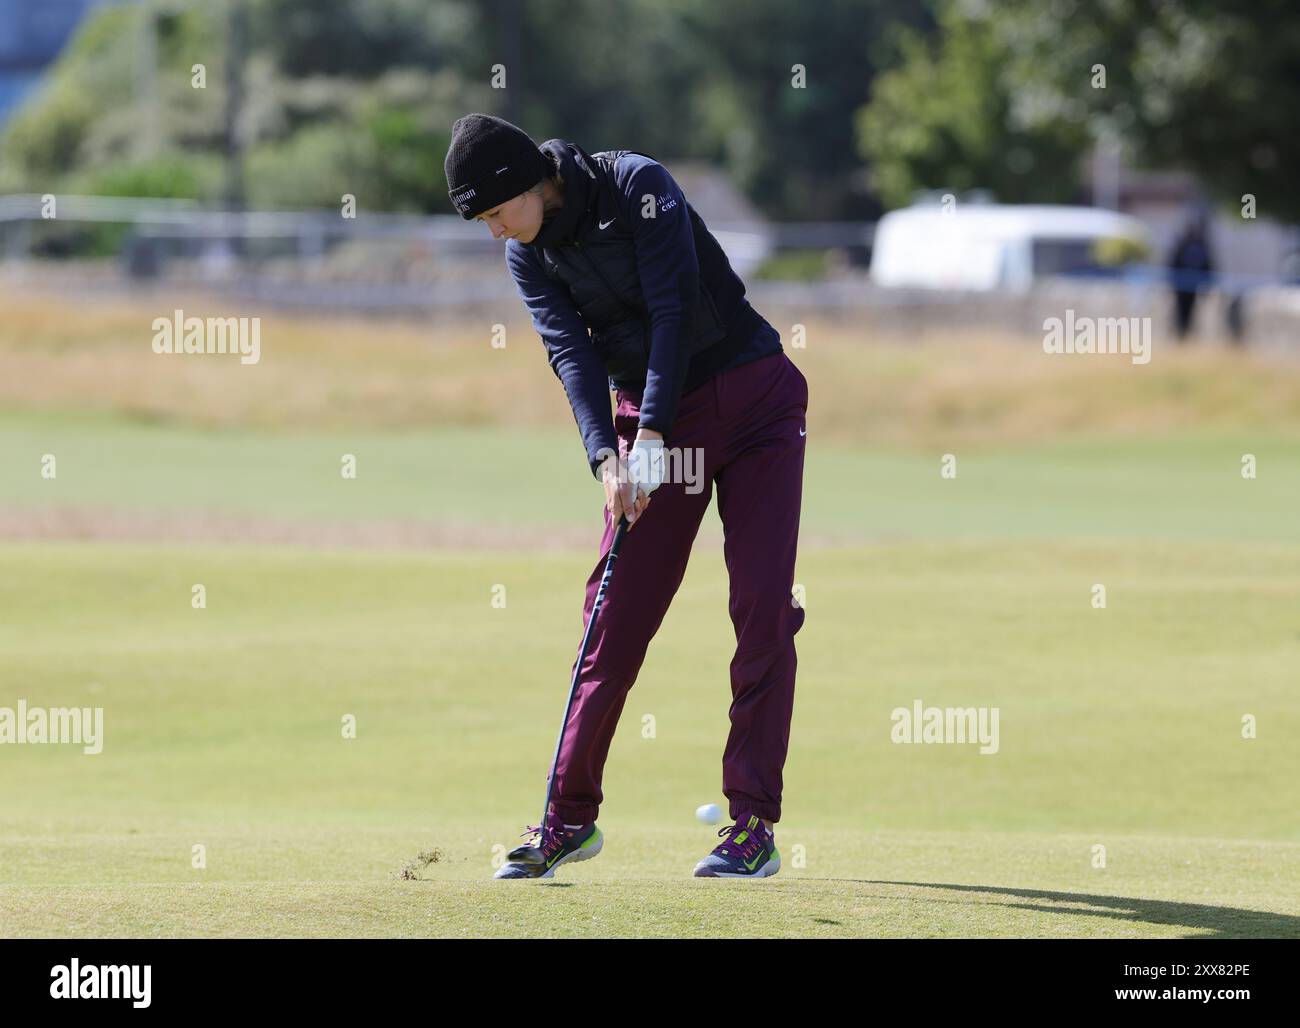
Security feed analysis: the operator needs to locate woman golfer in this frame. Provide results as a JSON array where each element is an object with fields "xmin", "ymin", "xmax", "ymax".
[{"xmin": 445, "ymin": 114, "xmax": 807, "ymax": 878}]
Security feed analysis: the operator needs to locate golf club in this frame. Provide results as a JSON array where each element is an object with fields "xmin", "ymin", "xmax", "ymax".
[{"xmin": 508, "ymin": 511, "xmax": 631, "ymax": 865}]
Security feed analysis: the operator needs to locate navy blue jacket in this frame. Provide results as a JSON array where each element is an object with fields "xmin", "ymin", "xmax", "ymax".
[{"xmin": 506, "ymin": 140, "xmax": 782, "ymax": 478}]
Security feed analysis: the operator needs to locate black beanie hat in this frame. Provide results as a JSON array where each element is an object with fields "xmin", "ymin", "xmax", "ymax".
[{"xmin": 445, "ymin": 113, "xmax": 554, "ymax": 220}]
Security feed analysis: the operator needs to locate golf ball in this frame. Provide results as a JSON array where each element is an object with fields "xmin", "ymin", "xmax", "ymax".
[{"xmin": 695, "ymin": 803, "xmax": 722, "ymax": 825}]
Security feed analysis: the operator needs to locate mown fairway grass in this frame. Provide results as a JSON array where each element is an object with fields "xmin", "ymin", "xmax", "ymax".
[
  {"xmin": 1, "ymin": 410, "xmax": 1299, "ymax": 546},
  {"xmin": 0, "ymin": 538, "xmax": 1296, "ymax": 937}
]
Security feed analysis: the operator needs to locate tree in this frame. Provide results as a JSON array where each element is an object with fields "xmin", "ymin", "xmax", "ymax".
[
  {"xmin": 859, "ymin": 0, "xmax": 1300, "ymax": 220},
  {"xmin": 672, "ymin": 0, "xmax": 932, "ymax": 219},
  {"xmin": 858, "ymin": 8, "xmax": 1089, "ymax": 208}
]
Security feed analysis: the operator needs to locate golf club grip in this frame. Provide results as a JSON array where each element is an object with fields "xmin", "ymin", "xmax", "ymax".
[{"xmin": 585, "ymin": 513, "xmax": 630, "ymax": 635}]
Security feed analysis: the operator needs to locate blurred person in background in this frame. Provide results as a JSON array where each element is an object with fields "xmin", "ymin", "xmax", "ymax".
[
  {"xmin": 445, "ymin": 113, "xmax": 807, "ymax": 881},
  {"xmin": 1168, "ymin": 208, "xmax": 1216, "ymax": 340}
]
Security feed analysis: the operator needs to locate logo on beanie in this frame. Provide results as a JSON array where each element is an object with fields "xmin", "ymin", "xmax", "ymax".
[{"xmin": 451, "ymin": 186, "xmax": 477, "ymax": 213}]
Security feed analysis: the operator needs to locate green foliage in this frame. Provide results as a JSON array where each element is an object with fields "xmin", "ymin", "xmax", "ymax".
[
  {"xmin": 242, "ymin": 80, "xmax": 450, "ymax": 212},
  {"xmin": 0, "ymin": 6, "xmax": 143, "ymax": 185},
  {"xmin": 71, "ymin": 154, "xmax": 223, "ymax": 200},
  {"xmin": 0, "ymin": 0, "xmax": 918, "ymax": 218},
  {"xmin": 0, "ymin": 80, "xmax": 98, "ymax": 187},
  {"xmin": 1091, "ymin": 235, "xmax": 1151, "ymax": 267},
  {"xmin": 246, "ymin": 0, "xmax": 469, "ymax": 79},
  {"xmin": 669, "ymin": 0, "xmax": 931, "ymax": 220},
  {"xmin": 992, "ymin": 0, "xmax": 1300, "ymax": 221},
  {"xmin": 858, "ymin": 7, "xmax": 1091, "ymax": 208},
  {"xmin": 359, "ymin": 106, "xmax": 447, "ymax": 212},
  {"xmin": 860, "ymin": 0, "xmax": 1300, "ymax": 219},
  {"xmin": 24, "ymin": 218, "xmax": 125, "ymax": 259},
  {"xmin": 0, "ymin": 5, "xmax": 158, "ymax": 188},
  {"xmin": 20, "ymin": 156, "xmax": 224, "ymax": 258},
  {"xmin": 1, "ymin": 0, "xmax": 1295, "ymax": 221},
  {"xmin": 244, "ymin": 123, "xmax": 365, "ymax": 210}
]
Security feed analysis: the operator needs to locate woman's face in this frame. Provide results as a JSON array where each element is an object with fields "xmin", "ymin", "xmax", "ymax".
[{"xmin": 475, "ymin": 190, "xmax": 544, "ymax": 243}]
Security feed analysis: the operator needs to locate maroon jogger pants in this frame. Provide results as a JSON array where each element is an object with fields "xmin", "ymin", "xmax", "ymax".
[{"xmin": 546, "ymin": 350, "xmax": 808, "ymax": 825}]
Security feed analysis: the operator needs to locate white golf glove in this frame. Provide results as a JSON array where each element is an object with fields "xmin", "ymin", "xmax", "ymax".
[{"xmin": 627, "ymin": 437, "xmax": 666, "ymax": 502}]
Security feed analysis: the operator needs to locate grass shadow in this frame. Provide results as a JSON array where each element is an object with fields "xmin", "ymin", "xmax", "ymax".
[{"xmin": 843, "ymin": 880, "xmax": 1299, "ymax": 938}]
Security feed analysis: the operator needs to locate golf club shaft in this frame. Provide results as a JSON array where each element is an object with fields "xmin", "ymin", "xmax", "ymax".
[{"xmin": 538, "ymin": 512, "xmax": 630, "ymax": 837}]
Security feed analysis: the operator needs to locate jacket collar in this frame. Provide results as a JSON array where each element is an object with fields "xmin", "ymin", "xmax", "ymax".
[{"xmin": 529, "ymin": 139, "xmax": 600, "ymax": 248}]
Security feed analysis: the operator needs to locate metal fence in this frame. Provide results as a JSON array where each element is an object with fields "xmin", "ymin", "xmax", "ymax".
[{"xmin": 0, "ymin": 193, "xmax": 813, "ymax": 304}]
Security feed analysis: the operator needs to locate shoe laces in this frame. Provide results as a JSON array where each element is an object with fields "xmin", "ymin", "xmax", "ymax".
[
  {"xmin": 715, "ymin": 819, "xmax": 768, "ymax": 860},
  {"xmin": 519, "ymin": 821, "xmax": 568, "ymax": 858}
]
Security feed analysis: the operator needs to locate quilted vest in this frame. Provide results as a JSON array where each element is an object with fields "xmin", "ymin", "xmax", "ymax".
[{"xmin": 534, "ymin": 150, "xmax": 731, "ymax": 392}]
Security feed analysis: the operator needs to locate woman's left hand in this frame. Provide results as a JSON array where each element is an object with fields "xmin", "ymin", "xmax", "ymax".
[{"xmin": 625, "ymin": 428, "xmax": 665, "ymax": 529}]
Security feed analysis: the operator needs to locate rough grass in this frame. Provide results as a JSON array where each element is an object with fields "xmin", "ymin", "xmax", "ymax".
[{"xmin": 3, "ymin": 286, "xmax": 1300, "ymax": 448}]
